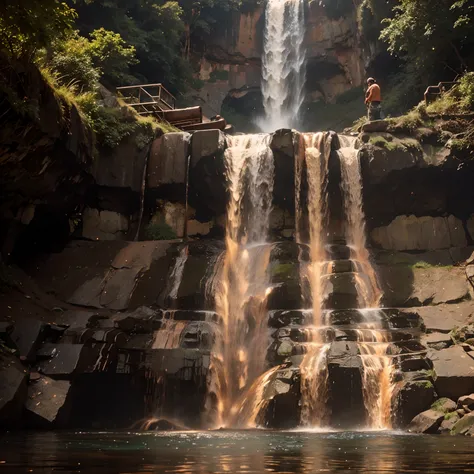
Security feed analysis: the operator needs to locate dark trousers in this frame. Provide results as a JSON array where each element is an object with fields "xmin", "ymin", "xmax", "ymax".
[{"xmin": 368, "ymin": 101, "xmax": 382, "ymax": 121}]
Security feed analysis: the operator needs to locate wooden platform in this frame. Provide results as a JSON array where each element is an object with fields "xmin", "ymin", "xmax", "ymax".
[{"xmin": 117, "ymin": 83, "xmax": 227, "ymax": 132}]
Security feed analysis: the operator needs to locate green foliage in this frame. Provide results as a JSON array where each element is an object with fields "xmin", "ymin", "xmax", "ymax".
[
  {"xmin": 146, "ymin": 220, "xmax": 177, "ymax": 240},
  {"xmin": 47, "ymin": 32, "xmax": 100, "ymax": 92},
  {"xmin": 0, "ymin": 1, "xmax": 77, "ymax": 59},
  {"xmin": 87, "ymin": 28, "xmax": 138, "ymax": 86},
  {"xmin": 380, "ymin": 0, "xmax": 474, "ymax": 74}
]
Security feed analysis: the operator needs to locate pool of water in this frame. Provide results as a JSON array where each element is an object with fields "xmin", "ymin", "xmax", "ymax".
[{"xmin": 1, "ymin": 430, "xmax": 473, "ymax": 473}]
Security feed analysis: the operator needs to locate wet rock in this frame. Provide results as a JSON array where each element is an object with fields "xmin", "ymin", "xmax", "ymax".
[
  {"xmin": 112, "ymin": 306, "xmax": 160, "ymax": 334},
  {"xmin": 148, "ymin": 132, "xmax": 190, "ymax": 188},
  {"xmin": 82, "ymin": 208, "xmax": 129, "ymax": 241},
  {"xmin": 270, "ymin": 129, "xmax": 294, "ymax": 158},
  {"xmin": 327, "ymin": 341, "xmax": 365, "ymax": 428},
  {"xmin": 326, "ymin": 244, "xmax": 351, "ymax": 260},
  {"xmin": 451, "ymin": 412, "xmax": 474, "ymax": 435},
  {"xmin": 400, "ymin": 355, "xmax": 432, "ymax": 372},
  {"xmin": 431, "ymin": 346, "xmax": 474, "ymax": 399},
  {"xmin": 180, "ymin": 321, "xmax": 214, "ymax": 350},
  {"xmin": 55, "ymin": 310, "xmax": 103, "ymax": 329},
  {"xmin": 25, "ymin": 377, "xmax": 72, "ymax": 427},
  {"xmin": 422, "ymin": 333, "xmax": 453, "ymax": 350},
  {"xmin": 145, "ymin": 349, "xmax": 210, "ymax": 380},
  {"xmin": 393, "ymin": 379, "xmax": 436, "ymax": 428},
  {"xmin": 10, "ymin": 318, "xmax": 46, "ymax": 362},
  {"xmin": 407, "ymin": 409, "xmax": 444, "ymax": 434},
  {"xmin": 0, "ymin": 358, "xmax": 28, "ymax": 427},
  {"xmin": 268, "ymin": 310, "xmax": 309, "ymax": 328},
  {"xmin": 38, "ymin": 344, "xmax": 89, "ymax": 376},
  {"xmin": 322, "ymin": 273, "xmax": 359, "ymax": 310},
  {"xmin": 327, "ymin": 260, "xmax": 355, "ymax": 273},
  {"xmin": 440, "ymin": 412, "xmax": 461, "ymax": 433}
]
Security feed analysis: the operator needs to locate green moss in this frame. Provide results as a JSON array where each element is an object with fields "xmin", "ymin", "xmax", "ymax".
[
  {"xmin": 413, "ymin": 380, "xmax": 434, "ymax": 390},
  {"xmin": 272, "ymin": 263, "xmax": 294, "ymax": 279},
  {"xmin": 145, "ymin": 220, "xmax": 177, "ymax": 240},
  {"xmin": 431, "ymin": 398, "xmax": 455, "ymax": 413},
  {"xmin": 444, "ymin": 412, "xmax": 458, "ymax": 421}
]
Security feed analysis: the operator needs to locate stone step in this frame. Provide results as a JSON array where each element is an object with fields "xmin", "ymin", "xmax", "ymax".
[
  {"xmin": 322, "ymin": 273, "xmax": 359, "ymax": 310},
  {"xmin": 325, "ymin": 244, "xmax": 351, "ymax": 260}
]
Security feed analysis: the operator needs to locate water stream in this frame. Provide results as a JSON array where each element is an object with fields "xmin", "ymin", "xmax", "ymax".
[
  {"xmin": 338, "ymin": 136, "xmax": 394, "ymax": 430},
  {"xmin": 296, "ymin": 133, "xmax": 332, "ymax": 427},
  {"xmin": 207, "ymin": 134, "xmax": 275, "ymax": 428},
  {"xmin": 260, "ymin": 0, "xmax": 306, "ymax": 131}
]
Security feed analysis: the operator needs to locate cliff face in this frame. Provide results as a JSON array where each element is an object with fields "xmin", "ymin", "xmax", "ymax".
[
  {"xmin": 0, "ymin": 56, "xmax": 94, "ymax": 261},
  {"xmin": 188, "ymin": 2, "xmax": 366, "ymax": 129}
]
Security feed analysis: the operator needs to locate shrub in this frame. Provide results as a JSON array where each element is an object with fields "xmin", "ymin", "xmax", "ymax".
[{"xmin": 146, "ymin": 220, "xmax": 177, "ymax": 240}]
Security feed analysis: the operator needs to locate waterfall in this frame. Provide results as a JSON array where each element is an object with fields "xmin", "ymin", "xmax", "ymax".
[
  {"xmin": 296, "ymin": 133, "xmax": 332, "ymax": 427},
  {"xmin": 207, "ymin": 134, "xmax": 275, "ymax": 428},
  {"xmin": 260, "ymin": 0, "xmax": 306, "ymax": 131},
  {"xmin": 338, "ymin": 137, "xmax": 394, "ymax": 430}
]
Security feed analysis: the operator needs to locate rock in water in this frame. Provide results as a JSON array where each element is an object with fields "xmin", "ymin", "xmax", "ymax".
[
  {"xmin": 407, "ymin": 409, "xmax": 444, "ymax": 434},
  {"xmin": 0, "ymin": 359, "xmax": 28, "ymax": 427}
]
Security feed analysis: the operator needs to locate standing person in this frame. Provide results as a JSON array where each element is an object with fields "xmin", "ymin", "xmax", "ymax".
[{"xmin": 365, "ymin": 77, "xmax": 382, "ymax": 121}]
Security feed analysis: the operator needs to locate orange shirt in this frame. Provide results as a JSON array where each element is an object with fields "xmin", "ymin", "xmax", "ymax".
[{"xmin": 366, "ymin": 83, "xmax": 381, "ymax": 103}]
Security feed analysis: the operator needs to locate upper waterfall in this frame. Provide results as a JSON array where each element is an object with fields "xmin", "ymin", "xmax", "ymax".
[{"xmin": 260, "ymin": 0, "xmax": 306, "ymax": 131}]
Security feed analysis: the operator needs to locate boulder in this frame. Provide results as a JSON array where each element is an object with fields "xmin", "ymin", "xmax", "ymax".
[
  {"xmin": 25, "ymin": 377, "xmax": 72, "ymax": 427},
  {"xmin": 407, "ymin": 409, "xmax": 444, "ymax": 433},
  {"xmin": 190, "ymin": 130, "xmax": 225, "ymax": 167},
  {"xmin": 371, "ymin": 215, "xmax": 467, "ymax": 251},
  {"xmin": 392, "ymin": 379, "xmax": 436, "ymax": 428},
  {"xmin": 0, "ymin": 359, "xmax": 28, "ymax": 427},
  {"xmin": 82, "ymin": 208, "xmax": 129, "ymax": 241},
  {"xmin": 148, "ymin": 132, "xmax": 190, "ymax": 188},
  {"xmin": 415, "ymin": 303, "xmax": 474, "ymax": 333},
  {"xmin": 431, "ymin": 397, "xmax": 457, "ymax": 414},
  {"xmin": 92, "ymin": 132, "xmax": 148, "ymax": 192},
  {"xmin": 10, "ymin": 318, "xmax": 46, "ymax": 361},
  {"xmin": 270, "ymin": 129, "xmax": 294, "ymax": 158},
  {"xmin": 322, "ymin": 273, "xmax": 359, "ymax": 310},
  {"xmin": 457, "ymin": 394, "xmax": 474, "ymax": 411},
  {"xmin": 380, "ymin": 266, "xmax": 470, "ymax": 308},
  {"xmin": 431, "ymin": 346, "xmax": 474, "ymax": 399},
  {"xmin": 111, "ymin": 306, "xmax": 160, "ymax": 334},
  {"xmin": 451, "ymin": 412, "xmax": 474, "ymax": 435},
  {"xmin": 361, "ymin": 121, "xmax": 389, "ymax": 133},
  {"xmin": 422, "ymin": 333, "xmax": 453, "ymax": 351},
  {"xmin": 440, "ymin": 412, "xmax": 461, "ymax": 433}
]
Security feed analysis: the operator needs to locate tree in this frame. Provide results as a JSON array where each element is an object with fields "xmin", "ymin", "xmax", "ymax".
[
  {"xmin": 380, "ymin": 0, "xmax": 474, "ymax": 75},
  {"xmin": 87, "ymin": 28, "xmax": 138, "ymax": 85},
  {"xmin": 0, "ymin": 0, "xmax": 77, "ymax": 59}
]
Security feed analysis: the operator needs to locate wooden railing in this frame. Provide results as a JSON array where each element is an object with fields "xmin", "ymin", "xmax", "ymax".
[{"xmin": 116, "ymin": 83, "xmax": 176, "ymax": 112}]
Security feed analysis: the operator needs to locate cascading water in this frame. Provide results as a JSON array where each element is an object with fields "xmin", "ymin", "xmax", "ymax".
[
  {"xmin": 296, "ymin": 133, "xmax": 332, "ymax": 427},
  {"xmin": 260, "ymin": 0, "xmax": 306, "ymax": 131},
  {"xmin": 206, "ymin": 134, "xmax": 275, "ymax": 428},
  {"xmin": 338, "ymin": 136, "xmax": 394, "ymax": 430}
]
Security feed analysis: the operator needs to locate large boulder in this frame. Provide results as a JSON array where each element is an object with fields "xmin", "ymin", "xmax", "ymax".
[
  {"xmin": 371, "ymin": 215, "xmax": 467, "ymax": 251},
  {"xmin": 431, "ymin": 346, "xmax": 474, "ymax": 400},
  {"xmin": 407, "ymin": 409, "xmax": 444, "ymax": 434},
  {"xmin": 451, "ymin": 412, "xmax": 474, "ymax": 435},
  {"xmin": 25, "ymin": 377, "xmax": 72, "ymax": 427},
  {"xmin": 415, "ymin": 303, "xmax": 474, "ymax": 333},
  {"xmin": 392, "ymin": 378, "xmax": 436, "ymax": 428},
  {"xmin": 148, "ymin": 132, "xmax": 191, "ymax": 188}
]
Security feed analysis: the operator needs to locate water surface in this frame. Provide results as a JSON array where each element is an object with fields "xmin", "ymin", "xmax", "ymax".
[{"xmin": 1, "ymin": 430, "xmax": 473, "ymax": 473}]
